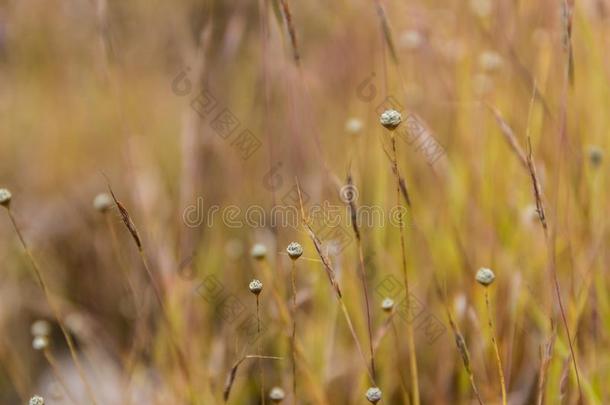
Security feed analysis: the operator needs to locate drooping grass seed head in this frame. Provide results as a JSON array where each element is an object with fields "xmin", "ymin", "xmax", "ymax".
[
  {"xmin": 476, "ymin": 267, "xmax": 496, "ymax": 286},
  {"xmin": 0, "ymin": 188, "xmax": 12, "ymax": 208},
  {"xmin": 588, "ymin": 146, "xmax": 603, "ymax": 167},
  {"xmin": 30, "ymin": 320, "xmax": 51, "ymax": 337},
  {"xmin": 93, "ymin": 192, "xmax": 113, "ymax": 212},
  {"xmin": 269, "ymin": 387, "xmax": 285, "ymax": 403},
  {"xmin": 286, "ymin": 242, "xmax": 303, "ymax": 260},
  {"xmin": 32, "ymin": 335, "xmax": 49, "ymax": 351},
  {"xmin": 379, "ymin": 109, "xmax": 402, "ymax": 130},
  {"xmin": 29, "ymin": 396, "xmax": 45, "ymax": 405},
  {"xmin": 249, "ymin": 279, "xmax": 263, "ymax": 295},
  {"xmin": 251, "ymin": 243, "xmax": 267, "ymax": 261},
  {"xmin": 366, "ymin": 387, "xmax": 382, "ymax": 404},
  {"xmin": 381, "ymin": 298, "xmax": 394, "ymax": 313}
]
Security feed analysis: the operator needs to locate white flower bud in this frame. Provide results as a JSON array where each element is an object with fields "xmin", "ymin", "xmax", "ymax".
[
  {"xmin": 249, "ymin": 279, "xmax": 263, "ymax": 295},
  {"xmin": 0, "ymin": 188, "xmax": 12, "ymax": 208},
  {"xmin": 286, "ymin": 242, "xmax": 303, "ymax": 260},
  {"xmin": 269, "ymin": 387, "xmax": 285, "ymax": 403},
  {"xmin": 251, "ymin": 244, "xmax": 267, "ymax": 260},
  {"xmin": 476, "ymin": 267, "xmax": 496, "ymax": 286},
  {"xmin": 366, "ymin": 387, "xmax": 382, "ymax": 404},
  {"xmin": 379, "ymin": 110, "xmax": 402, "ymax": 130}
]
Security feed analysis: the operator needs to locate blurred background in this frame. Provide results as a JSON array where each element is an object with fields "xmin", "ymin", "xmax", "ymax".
[{"xmin": 0, "ymin": 0, "xmax": 609, "ymax": 403}]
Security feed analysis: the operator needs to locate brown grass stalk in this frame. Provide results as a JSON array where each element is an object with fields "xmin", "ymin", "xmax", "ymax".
[
  {"xmin": 346, "ymin": 171, "xmax": 377, "ymax": 380},
  {"xmin": 295, "ymin": 182, "xmax": 375, "ymax": 384}
]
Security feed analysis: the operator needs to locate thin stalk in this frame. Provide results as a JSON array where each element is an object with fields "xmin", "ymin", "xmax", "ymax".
[
  {"xmin": 389, "ymin": 136, "xmax": 420, "ymax": 405},
  {"xmin": 390, "ymin": 318, "xmax": 410, "ymax": 402},
  {"xmin": 256, "ymin": 295, "xmax": 265, "ymax": 405},
  {"xmin": 6, "ymin": 209, "xmax": 99, "ymax": 405},
  {"xmin": 291, "ymin": 260, "xmax": 298, "ymax": 403},
  {"xmin": 484, "ymin": 289, "xmax": 507, "ymax": 405}
]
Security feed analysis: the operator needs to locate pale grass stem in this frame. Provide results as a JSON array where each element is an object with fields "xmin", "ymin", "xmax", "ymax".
[
  {"xmin": 484, "ymin": 289, "xmax": 507, "ymax": 405},
  {"xmin": 254, "ymin": 256, "xmax": 329, "ymax": 404},
  {"xmin": 389, "ymin": 135, "xmax": 420, "ymax": 405},
  {"xmin": 5, "ymin": 208, "xmax": 99, "ymax": 405},
  {"xmin": 290, "ymin": 259, "xmax": 297, "ymax": 403}
]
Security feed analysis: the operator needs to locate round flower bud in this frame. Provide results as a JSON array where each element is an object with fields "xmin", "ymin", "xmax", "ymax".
[
  {"xmin": 250, "ymin": 244, "xmax": 267, "ymax": 261},
  {"xmin": 286, "ymin": 242, "xmax": 303, "ymax": 260},
  {"xmin": 475, "ymin": 267, "xmax": 496, "ymax": 286},
  {"xmin": 0, "ymin": 188, "xmax": 12, "ymax": 208},
  {"xmin": 345, "ymin": 118, "xmax": 364, "ymax": 134},
  {"xmin": 30, "ymin": 320, "xmax": 51, "ymax": 337},
  {"xmin": 93, "ymin": 192, "xmax": 113, "ymax": 212},
  {"xmin": 29, "ymin": 396, "xmax": 45, "ymax": 405},
  {"xmin": 588, "ymin": 146, "xmax": 603, "ymax": 167},
  {"xmin": 379, "ymin": 110, "xmax": 402, "ymax": 130},
  {"xmin": 249, "ymin": 279, "xmax": 263, "ymax": 295},
  {"xmin": 32, "ymin": 335, "xmax": 49, "ymax": 351},
  {"xmin": 366, "ymin": 387, "xmax": 382, "ymax": 404},
  {"xmin": 269, "ymin": 387, "xmax": 285, "ymax": 403},
  {"xmin": 479, "ymin": 50, "xmax": 503, "ymax": 72},
  {"xmin": 381, "ymin": 298, "xmax": 394, "ymax": 312}
]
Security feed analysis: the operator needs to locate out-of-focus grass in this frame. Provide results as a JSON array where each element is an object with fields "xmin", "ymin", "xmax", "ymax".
[{"xmin": 0, "ymin": 0, "xmax": 609, "ymax": 404}]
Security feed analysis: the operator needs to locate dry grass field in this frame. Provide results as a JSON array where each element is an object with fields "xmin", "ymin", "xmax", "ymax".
[{"xmin": 0, "ymin": 0, "xmax": 609, "ymax": 404}]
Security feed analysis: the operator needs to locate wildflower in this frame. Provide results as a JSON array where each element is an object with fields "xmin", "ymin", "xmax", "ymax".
[
  {"xmin": 29, "ymin": 396, "xmax": 45, "ymax": 405},
  {"xmin": 400, "ymin": 30, "xmax": 423, "ymax": 50},
  {"xmin": 93, "ymin": 193, "xmax": 113, "ymax": 212},
  {"xmin": 0, "ymin": 188, "xmax": 12, "ymax": 208},
  {"xmin": 269, "ymin": 387, "xmax": 285, "ymax": 403},
  {"xmin": 366, "ymin": 387, "xmax": 382, "ymax": 404},
  {"xmin": 286, "ymin": 242, "xmax": 303, "ymax": 260},
  {"xmin": 476, "ymin": 267, "xmax": 496, "ymax": 286},
  {"xmin": 479, "ymin": 51, "xmax": 503, "ymax": 72},
  {"xmin": 379, "ymin": 110, "xmax": 402, "ymax": 130},
  {"xmin": 32, "ymin": 336, "xmax": 49, "ymax": 351},
  {"xmin": 345, "ymin": 118, "xmax": 363, "ymax": 134},
  {"xmin": 30, "ymin": 320, "xmax": 51, "ymax": 337},
  {"xmin": 381, "ymin": 298, "xmax": 394, "ymax": 312},
  {"xmin": 251, "ymin": 244, "xmax": 267, "ymax": 261},
  {"xmin": 249, "ymin": 279, "xmax": 263, "ymax": 295}
]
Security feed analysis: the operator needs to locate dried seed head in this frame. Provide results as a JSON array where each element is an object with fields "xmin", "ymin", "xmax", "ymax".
[
  {"xmin": 249, "ymin": 279, "xmax": 263, "ymax": 295},
  {"xmin": 479, "ymin": 50, "xmax": 503, "ymax": 72},
  {"xmin": 30, "ymin": 320, "xmax": 51, "ymax": 337},
  {"xmin": 93, "ymin": 192, "xmax": 113, "ymax": 212},
  {"xmin": 379, "ymin": 109, "xmax": 402, "ymax": 130},
  {"xmin": 286, "ymin": 242, "xmax": 303, "ymax": 260},
  {"xmin": 475, "ymin": 267, "xmax": 496, "ymax": 286},
  {"xmin": 32, "ymin": 335, "xmax": 49, "ymax": 351},
  {"xmin": 366, "ymin": 387, "xmax": 382, "ymax": 404},
  {"xmin": 269, "ymin": 387, "xmax": 285, "ymax": 403},
  {"xmin": 400, "ymin": 30, "xmax": 423, "ymax": 50},
  {"xmin": 250, "ymin": 244, "xmax": 267, "ymax": 260},
  {"xmin": 345, "ymin": 118, "xmax": 364, "ymax": 134},
  {"xmin": 381, "ymin": 298, "xmax": 394, "ymax": 312},
  {"xmin": 29, "ymin": 396, "xmax": 45, "ymax": 405},
  {"xmin": 0, "ymin": 188, "xmax": 12, "ymax": 208},
  {"xmin": 588, "ymin": 146, "xmax": 603, "ymax": 167}
]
